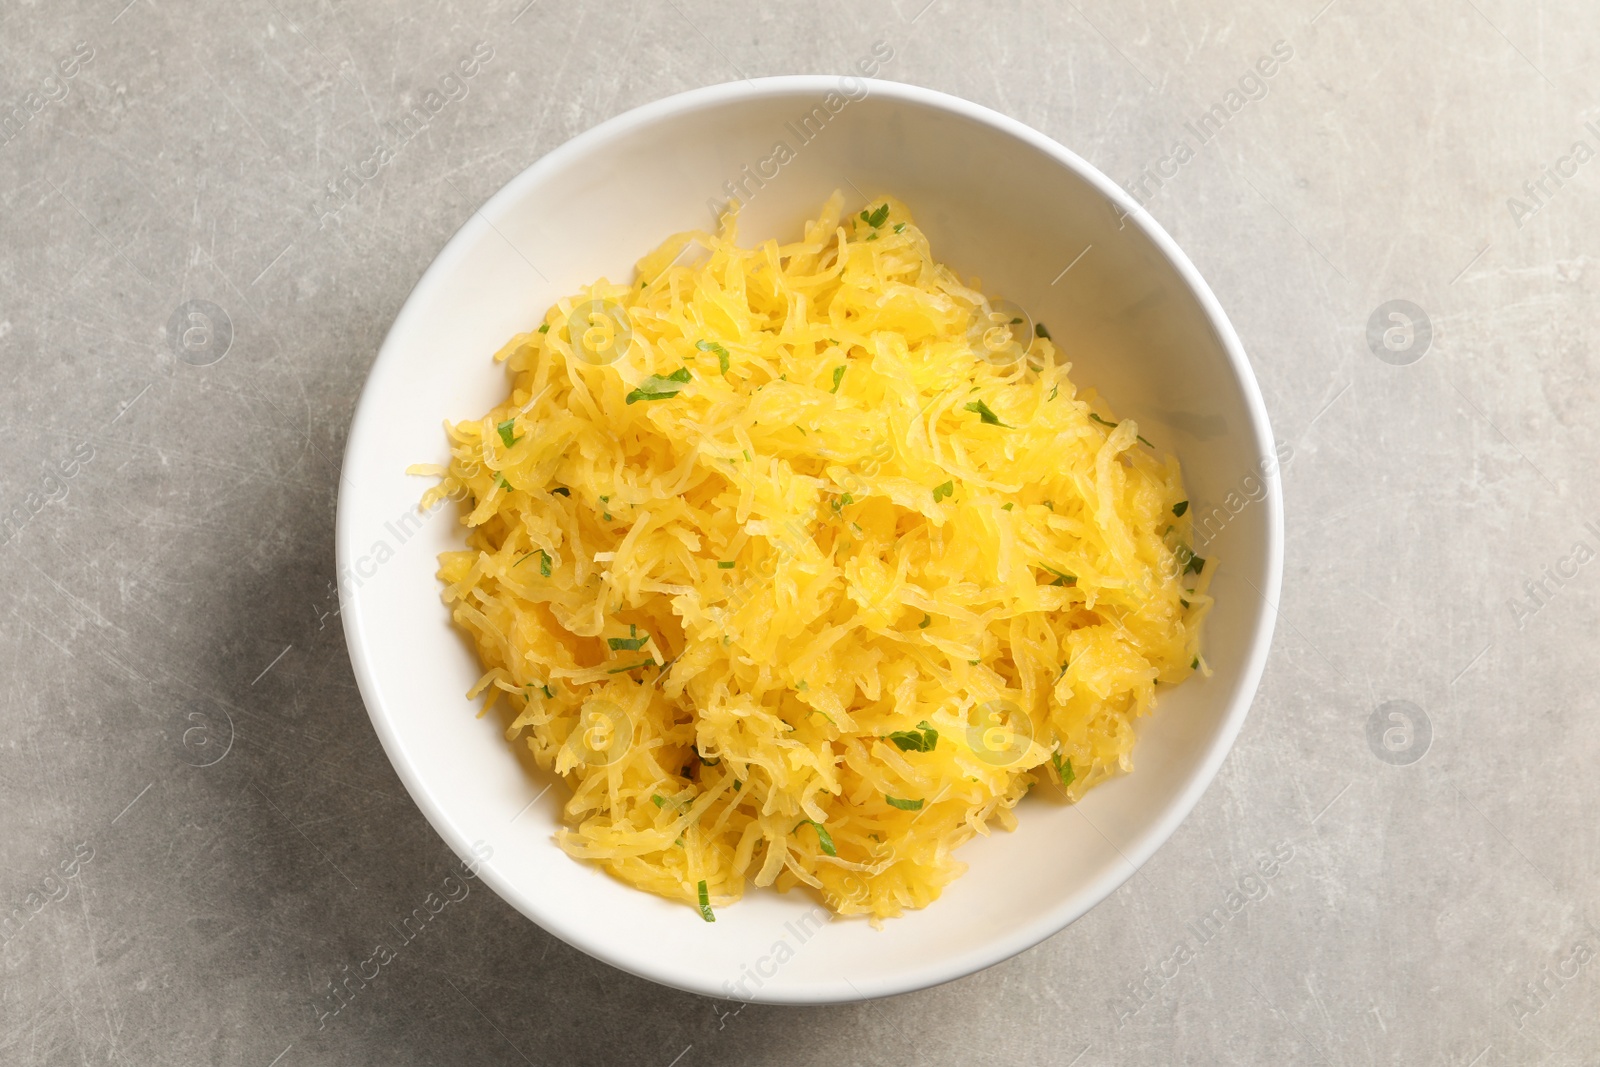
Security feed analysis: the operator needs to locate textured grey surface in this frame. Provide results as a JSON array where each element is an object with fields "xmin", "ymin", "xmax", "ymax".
[{"xmin": 3, "ymin": 0, "xmax": 1598, "ymax": 1064}]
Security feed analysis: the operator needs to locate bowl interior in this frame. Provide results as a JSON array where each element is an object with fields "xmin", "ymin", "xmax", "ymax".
[{"xmin": 338, "ymin": 77, "xmax": 1281, "ymax": 1003}]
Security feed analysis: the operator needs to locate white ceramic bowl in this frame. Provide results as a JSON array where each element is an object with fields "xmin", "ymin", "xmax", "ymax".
[{"xmin": 338, "ymin": 77, "xmax": 1282, "ymax": 1004}]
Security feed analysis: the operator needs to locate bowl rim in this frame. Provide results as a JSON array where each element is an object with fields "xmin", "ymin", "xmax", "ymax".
[{"xmin": 337, "ymin": 74, "xmax": 1284, "ymax": 1004}]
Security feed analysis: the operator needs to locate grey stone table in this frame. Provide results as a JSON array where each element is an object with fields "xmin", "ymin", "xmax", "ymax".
[{"xmin": 3, "ymin": 1, "xmax": 1597, "ymax": 1064}]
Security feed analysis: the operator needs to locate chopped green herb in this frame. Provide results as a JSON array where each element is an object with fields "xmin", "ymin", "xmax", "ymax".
[
  {"xmin": 551, "ymin": 486, "xmax": 570, "ymax": 497},
  {"xmin": 964, "ymin": 400, "xmax": 1006, "ymax": 426},
  {"xmin": 733, "ymin": 779, "xmax": 742, "ymax": 790},
  {"xmin": 1185, "ymin": 553, "xmax": 1206, "ymax": 576},
  {"xmin": 1180, "ymin": 598, "xmax": 1190, "ymax": 609},
  {"xmin": 932, "ymin": 480, "xmax": 954, "ymax": 503},
  {"xmin": 608, "ymin": 633, "xmax": 650, "ymax": 651},
  {"xmin": 1051, "ymin": 752, "xmax": 1075, "ymax": 787},
  {"xmin": 797, "ymin": 819, "xmax": 837, "ymax": 856},
  {"xmin": 717, "ymin": 560, "xmax": 735, "ymax": 569},
  {"xmin": 606, "ymin": 660, "xmax": 656, "ymax": 674},
  {"xmin": 697, "ymin": 339, "xmax": 731, "ymax": 375},
  {"xmin": 625, "ymin": 367, "xmax": 692, "ymax": 404},
  {"xmin": 796, "ymin": 680, "xmax": 809, "ymax": 691},
  {"xmin": 865, "ymin": 233, "xmax": 878, "ymax": 241},
  {"xmin": 831, "ymin": 365, "xmax": 846, "ymax": 393},
  {"xmin": 497, "ymin": 419, "xmax": 519, "ymax": 448},
  {"xmin": 537, "ymin": 323, "xmax": 549, "ymax": 333},
  {"xmin": 919, "ymin": 614, "xmax": 931, "ymax": 629},
  {"xmin": 862, "ymin": 203, "xmax": 890, "ymax": 228},
  {"xmin": 1192, "ymin": 656, "xmax": 1200, "ymax": 670},
  {"xmin": 697, "ymin": 879, "xmax": 715, "ymax": 922},
  {"xmin": 887, "ymin": 720, "xmax": 938, "ymax": 753},
  {"xmin": 1086, "ymin": 410, "xmax": 1153, "ymax": 446},
  {"xmin": 652, "ymin": 794, "xmax": 666, "ymax": 808},
  {"xmin": 893, "ymin": 222, "xmax": 905, "ymax": 233},
  {"xmin": 1002, "ymin": 502, "xmax": 1014, "ymax": 511},
  {"xmin": 1173, "ymin": 500, "xmax": 1189, "ymax": 517},
  {"xmin": 885, "ymin": 795, "xmax": 924, "ymax": 811},
  {"xmin": 1035, "ymin": 323, "xmax": 1052, "ymax": 340},
  {"xmin": 1048, "ymin": 384, "xmax": 1059, "ymax": 401},
  {"xmin": 1043, "ymin": 565, "xmax": 1077, "ymax": 587},
  {"xmin": 1056, "ymin": 660, "xmax": 1070, "ymax": 680},
  {"xmin": 537, "ymin": 549, "xmax": 552, "ymax": 576}
]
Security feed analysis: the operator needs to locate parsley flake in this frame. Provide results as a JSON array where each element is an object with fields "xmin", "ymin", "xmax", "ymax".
[
  {"xmin": 1042, "ymin": 565, "xmax": 1077, "ymax": 587},
  {"xmin": 964, "ymin": 400, "xmax": 1007, "ymax": 426},
  {"xmin": 798, "ymin": 820, "xmax": 837, "ymax": 856},
  {"xmin": 860, "ymin": 203, "xmax": 890, "ymax": 228},
  {"xmin": 608, "ymin": 631, "xmax": 650, "ymax": 651},
  {"xmin": 697, "ymin": 339, "xmax": 731, "ymax": 375},
  {"xmin": 887, "ymin": 720, "xmax": 938, "ymax": 753},
  {"xmin": 1051, "ymin": 752, "xmax": 1075, "ymax": 787},
  {"xmin": 885, "ymin": 795, "xmax": 924, "ymax": 811},
  {"xmin": 525, "ymin": 548, "xmax": 551, "ymax": 576},
  {"xmin": 625, "ymin": 367, "xmax": 692, "ymax": 404}
]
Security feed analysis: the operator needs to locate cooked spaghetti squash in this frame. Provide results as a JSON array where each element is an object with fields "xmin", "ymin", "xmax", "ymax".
[{"xmin": 418, "ymin": 192, "xmax": 1212, "ymax": 920}]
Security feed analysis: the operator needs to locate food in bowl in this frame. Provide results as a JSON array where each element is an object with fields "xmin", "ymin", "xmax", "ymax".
[{"xmin": 415, "ymin": 191, "xmax": 1212, "ymax": 921}]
